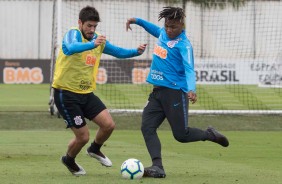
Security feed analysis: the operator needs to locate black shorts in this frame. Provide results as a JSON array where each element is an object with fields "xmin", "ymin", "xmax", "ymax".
[
  {"xmin": 54, "ymin": 88, "xmax": 106, "ymax": 129},
  {"xmin": 142, "ymin": 87, "xmax": 189, "ymax": 132}
]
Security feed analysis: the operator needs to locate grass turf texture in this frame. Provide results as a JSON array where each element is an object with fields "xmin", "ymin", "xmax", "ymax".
[
  {"xmin": 1, "ymin": 130, "xmax": 282, "ymax": 184},
  {"xmin": 1, "ymin": 84, "xmax": 282, "ymax": 183},
  {"xmin": 1, "ymin": 84, "xmax": 282, "ymax": 111}
]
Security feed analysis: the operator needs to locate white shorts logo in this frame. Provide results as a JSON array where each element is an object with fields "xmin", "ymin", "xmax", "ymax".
[{"xmin": 74, "ymin": 116, "xmax": 83, "ymax": 126}]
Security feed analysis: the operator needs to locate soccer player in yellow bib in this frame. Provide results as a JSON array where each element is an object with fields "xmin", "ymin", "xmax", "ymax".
[{"xmin": 52, "ymin": 6, "xmax": 147, "ymax": 176}]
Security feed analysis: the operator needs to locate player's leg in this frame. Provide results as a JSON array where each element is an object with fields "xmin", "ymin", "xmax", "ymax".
[
  {"xmin": 163, "ymin": 88, "xmax": 229, "ymax": 147},
  {"xmin": 54, "ymin": 89, "xmax": 88, "ymax": 175},
  {"xmin": 162, "ymin": 88, "xmax": 208, "ymax": 142},
  {"xmin": 91, "ymin": 109, "xmax": 115, "ymax": 145},
  {"xmin": 141, "ymin": 89, "xmax": 166, "ymax": 178},
  {"xmin": 68, "ymin": 125, "xmax": 90, "ymax": 157},
  {"xmin": 61, "ymin": 125, "xmax": 89, "ymax": 175},
  {"xmin": 84, "ymin": 93, "xmax": 114, "ymax": 167}
]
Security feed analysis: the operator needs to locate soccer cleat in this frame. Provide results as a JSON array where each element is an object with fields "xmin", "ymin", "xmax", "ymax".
[
  {"xmin": 206, "ymin": 126, "xmax": 229, "ymax": 147},
  {"xmin": 61, "ymin": 156, "xmax": 86, "ymax": 176},
  {"xmin": 143, "ymin": 166, "xmax": 166, "ymax": 178},
  {"xmin": 86, "ymin": 147, "xmax": 112, "ymax": 167}
]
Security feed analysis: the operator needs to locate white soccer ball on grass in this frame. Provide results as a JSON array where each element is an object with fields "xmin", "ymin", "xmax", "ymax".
[{"xmin": 120, "ymin": 158, "xmax": 144, "ymax": 179}]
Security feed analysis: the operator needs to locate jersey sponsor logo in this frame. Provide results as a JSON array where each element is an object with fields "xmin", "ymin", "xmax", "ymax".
[
  {"xmin": 79, "ymin": 85, "xmax": 91, "ymax": 90},
  {"xmin": 85, "ymin": 54, "xmax": 96, "ymax": 66},
  {"xmin": 74, "ymin": 116, "xmax": 83, "ymax": 126},
  {"xmin": 151, "ymin": 70, "xmax": 164, "ymax": 81},
  {"xmin": 79, "ymin": 80, "xmax": 91, "ymax": 90},
  {"xmin": 167, "ymin": 38, "xmax": 181, "ymax": 48},
  {"xmin": 151, "ymin": 73, "xmax": 163, "ymax": 80},
  {"xmin": 153, "ymin": 45, "xmax": 167, "ymax": 59}
]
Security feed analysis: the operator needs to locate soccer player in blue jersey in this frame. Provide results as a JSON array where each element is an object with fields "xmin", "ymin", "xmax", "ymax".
[
  {"xmin": 52, "ymin": 6, "xmax": 147, "ymax": 176},
  {"xmin": 126, "ymin": 7, "xmax": 229, "ymax": 178}
]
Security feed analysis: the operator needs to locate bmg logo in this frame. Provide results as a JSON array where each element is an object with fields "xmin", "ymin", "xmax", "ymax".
[{"xmin": 3, "ymin": 67, "xmax": 43, "ymax": 84}]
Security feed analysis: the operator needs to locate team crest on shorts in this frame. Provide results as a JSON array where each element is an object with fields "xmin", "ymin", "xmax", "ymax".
[{"xmin": 74, "ymin": 116, "xmax": 83, "ymax": 125}]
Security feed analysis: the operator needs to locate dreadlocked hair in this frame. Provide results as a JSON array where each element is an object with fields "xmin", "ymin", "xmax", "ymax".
[{"xmin": 158, "ymin": 7, "xmax": 185, "ymax": 23}]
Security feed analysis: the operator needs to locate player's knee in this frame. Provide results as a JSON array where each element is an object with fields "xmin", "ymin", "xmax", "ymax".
[
  {"xmin": 77, "ymin": 134, "xmax": 90, "ymax": 145},
  {"xmin": 109, "ymin": 121, "xmax": 116, "ymax": 131},
  {"xmin": 103, "ymin": 120, "xmax": 115, "ymax": 132},
  {"xmin": 173, "ymin": 134, "xmax": 186, "ymax": 143},
  {"xmin": 141, "ymin": 124, "xmax": 149, "ymax": 135},
  {"xmin": 82, "ymin": 136, "xmax": 90, "ymax": 144}
]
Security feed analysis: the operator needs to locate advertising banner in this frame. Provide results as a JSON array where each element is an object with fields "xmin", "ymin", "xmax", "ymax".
[
  {"xmin": 1, "ymin": 59, "xmax": 281, "ymax": 86},
  {"xmin": 0, "ymin": 59, "xmax": 50, "ymax": 84},
  {"xmin": 194, "ymin": 59, "xmax": 282, "ymax": 85}
]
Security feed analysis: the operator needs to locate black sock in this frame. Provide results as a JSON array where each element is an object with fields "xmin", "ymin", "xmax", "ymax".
[
  {"xmin": 89, "ymin": 141, "xmax": 105, "ymax": 157},
  {"xmin": 152, "ymin": 158, "xmax": 163, "ymax": 169},
  {"xmin": 66, "ymin": 154, "xmax": 75, "ymax": 162},
  {"xmin": 64, "ymin": 154, "xmax": 79, "ymax": 171}
]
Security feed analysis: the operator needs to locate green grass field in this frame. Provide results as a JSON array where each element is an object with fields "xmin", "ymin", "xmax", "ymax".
[
  {"xmin": 1, "ymin": 129, "xmax": 282, "ymax": 184},
  {"xmin": 1, "ymin": 84, "xmax": 282, "ymax": 183},
  {"xmin": 1, "ymin": 84, "xmax": 282, "ymax": 111}
]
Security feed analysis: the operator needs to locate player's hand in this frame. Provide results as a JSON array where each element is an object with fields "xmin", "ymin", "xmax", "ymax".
[
  {"xmin": 94, "ymin": 35, "xmax": 106, "ymax": 47},
  {"xmin": 187, "ymin": 91, "xmax": 197, "ymax": 104},
  {"xmin": 137, "ymin": 44, "xmax": 147, "ymax": 54},
  {"xmin": 126, "ymin": 18, "xmax": 136, "ymax": 31}
]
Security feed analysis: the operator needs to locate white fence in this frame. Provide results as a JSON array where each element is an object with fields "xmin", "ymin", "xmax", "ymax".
[{"xmin": 0, "ymin": 0, "xmax": 282, "ymax": 61}]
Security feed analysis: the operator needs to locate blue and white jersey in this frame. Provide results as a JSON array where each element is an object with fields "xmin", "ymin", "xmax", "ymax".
[{"xmin": 135, "ymin": 18, "xmax": 196, "ymax": 93}]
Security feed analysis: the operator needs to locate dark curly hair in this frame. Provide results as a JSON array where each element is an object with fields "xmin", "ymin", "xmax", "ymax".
[{"xmin": 158, "ymin": 6, "xmax": 185, "ymax": 23}]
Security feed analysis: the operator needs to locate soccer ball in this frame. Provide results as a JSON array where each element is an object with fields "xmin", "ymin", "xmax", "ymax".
[{"xmin": 120, "ymin": 158, "xmax": 144, "ymax": 179}]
